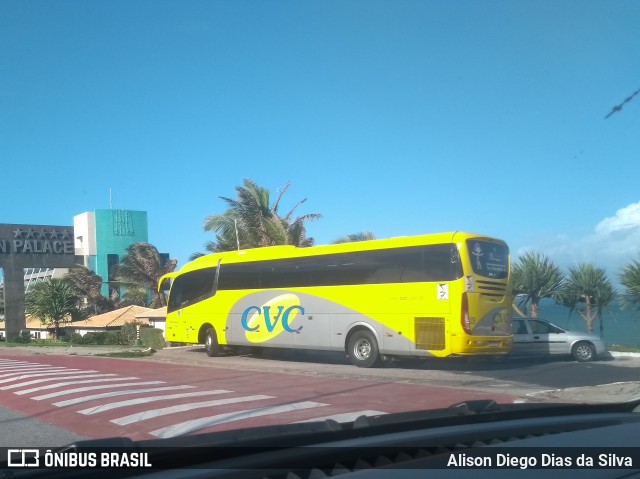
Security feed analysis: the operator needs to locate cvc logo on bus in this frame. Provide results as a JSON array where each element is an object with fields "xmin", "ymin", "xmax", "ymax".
[{"xmin": 240, "ymin": 294, "xmax": 305, "ymax": 343}]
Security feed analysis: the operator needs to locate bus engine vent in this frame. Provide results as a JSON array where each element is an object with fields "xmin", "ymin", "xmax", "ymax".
[
  {"xmin": 414, "ymin": 317, "xmax": 445, "ymax": 350},
  {"xmin": 475, "ymin": 279, "xmax": 507, "ymax": 297}
]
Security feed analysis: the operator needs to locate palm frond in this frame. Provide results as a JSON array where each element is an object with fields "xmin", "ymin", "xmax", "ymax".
[{"xmin": 619, "ymin": 258, "xmax": 640, "ymax": 310}]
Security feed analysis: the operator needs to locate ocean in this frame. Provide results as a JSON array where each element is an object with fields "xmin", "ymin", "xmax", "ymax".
[{"xmin": 521, "ymin": 298, "xmax": 640, "ymax": 346}]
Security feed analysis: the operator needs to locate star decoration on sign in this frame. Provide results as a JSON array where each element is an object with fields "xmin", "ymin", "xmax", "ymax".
[
  {"xmin": 13, "ymin": 228, "xmax": 24, "ymax": 238},
  {"xmin": 60, "ymin": 229, "xmax": 71, "ymax": 240}
]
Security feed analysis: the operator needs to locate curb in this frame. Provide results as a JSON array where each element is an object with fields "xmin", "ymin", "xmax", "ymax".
[{"xmin": 608, "ymin": 351, "xmax": 640, "ymax": 358}]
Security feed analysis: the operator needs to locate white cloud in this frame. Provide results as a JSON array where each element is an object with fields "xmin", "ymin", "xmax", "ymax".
[
  {"xmin": 595, "ymin": 202, "xmax": 640, "ymax": 236},
  {"xmin": 516, "ymin": 200, "xmax": 640, "ymax": 278}
]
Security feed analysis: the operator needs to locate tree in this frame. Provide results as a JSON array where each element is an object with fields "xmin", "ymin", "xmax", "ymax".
[
  {"xmin": 198, "ymin": 179, "xmax": 321, "ymax": 254},
  {"xmin": 557, "ymin": 263, "xmax": 616, "ymax": 333},
  {"xmin": 511, "ymin": 252, "xmax": 564, "ymax": 318},
  {"xmin": 115, "ymin": 243, "xmax": 177, "ymax": 308},
  {"xmin": 65, "ymin": 265, "xmax": 113, "ymax": 314},
  {"xmin": 619, "ymin": 256, "xmax": 640, "ymax": 311},
  {"xmin": 25, "ymin": 278, "xmax": 84, "ymax": 340},
  {"xmin": 120, "ymin": 286, "xmax": 149, "ymax": 307},
  {"xmin": 332, "ymin": 232, "xmax": 376, "ymax": 244}
]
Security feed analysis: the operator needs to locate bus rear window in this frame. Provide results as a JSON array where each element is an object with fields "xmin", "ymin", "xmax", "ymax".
[{"xmin": 466, "ymin": 240, "xmax": 508, "ymax": 279}]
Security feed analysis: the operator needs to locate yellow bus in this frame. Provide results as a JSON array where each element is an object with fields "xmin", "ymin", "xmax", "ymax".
[{"xmin": 159, "ymin": 232, "xmax": 512, "ymax": 367}]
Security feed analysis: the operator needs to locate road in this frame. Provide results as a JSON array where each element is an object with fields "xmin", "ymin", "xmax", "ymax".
[{"xmin": 0, "ymin": 346, "xmax": 638, "ymax": 447}]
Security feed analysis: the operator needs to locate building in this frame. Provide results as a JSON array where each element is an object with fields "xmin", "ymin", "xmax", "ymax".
[
  {"xmin": 64, "ymin": 305, "xmax": 153, "ymax": 336},
  {"xmin": 1, "ymin": 210, "xmax": 170, "ymax": 341},
  {"xmin": 74, "ymin": 209, "xmax": 149, "ymax": 298},
  {"xmin": 0, "ymin": 209, "xmax": 152, "ymax": 301},
  {"xmin": 0, "ymin": 315, "xmax": 53, "ymax": 340},
  {"xmin": 134, "ymin": 308, "xmax": 167, "ymax": 338}
]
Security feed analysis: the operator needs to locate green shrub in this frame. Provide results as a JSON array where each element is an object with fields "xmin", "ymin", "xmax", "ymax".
[
  {"xmin": 14, "ymin": 330, "xmax": 32, "ymax": 343},
  {"xmin": 119, "ymin": 323, "xmax": 138, "ymax": 346},
  {"xmin": 82, "ymin": 331, "xmax": 109, "ymax": 345},
  {"xmin": 103, "ymin": 331, "xmax": 121, "ymax": 345},
  {"xmin": 140, "ymin": 327, "xmax": 165, "ymax": 349},
  {"xmin": 70, "ymin": 333, "xmax": 85, "ymax": 345}
]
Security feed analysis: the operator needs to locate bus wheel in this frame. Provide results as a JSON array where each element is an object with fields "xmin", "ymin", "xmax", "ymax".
[
  {"xmin": 347, "ymin": 330, "xmax": 382, "ymax": 368},
  {"xmin": 205, "ymin": 327, "xmax": 220, "ymax": 357}
]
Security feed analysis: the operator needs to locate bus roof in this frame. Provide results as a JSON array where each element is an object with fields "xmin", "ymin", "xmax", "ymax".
[{"xmin": 178, "ymin": 232, "xmax": 506, "ymax": 273}]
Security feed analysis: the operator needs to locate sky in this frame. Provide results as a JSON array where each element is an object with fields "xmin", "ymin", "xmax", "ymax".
[{"xmin": 1, "ymin": 0, "xmax": 639, "ymax": 281}]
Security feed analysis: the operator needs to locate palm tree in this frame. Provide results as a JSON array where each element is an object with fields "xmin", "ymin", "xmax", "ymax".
[
  {"xmin": 198, "ymin": 179, "xmax": 321, "ymax": 254},
  {"xmin": 25, "ymin": 278, "xmax": 84, "ymax": 340},
  {"xmin": 511, "ymin": 252, "xmax": 564, "ymax": 318},
  {"xmin": 332, "ymin": 232, "xmax": 376, "ymax": 244},
  {"xmin": 65, "ymin": 265, "xmax": 112, "ymax": 314},
  {"xmin": 120, "ymin": 286, "xmax": 149, "ymax": 307},
  {"xmin": 115, "ymin": 243, "xmax": 177, "ymax": 308},
  {"xmin": 619, "ymin": 256, "xmax": 640, "ymax": 311},
  {"xmin": 557, "ymin": 263, "xmax": 616, "ymax": 333}
]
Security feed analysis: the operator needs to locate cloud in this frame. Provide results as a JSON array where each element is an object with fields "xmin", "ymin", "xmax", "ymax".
[
  {"xmin": 595, "ymin": 202, "xmax": 640, "ymax": 237},
  {"xmin": 516, "ymin": 200, "xmax": 640, "ymax": 278}
]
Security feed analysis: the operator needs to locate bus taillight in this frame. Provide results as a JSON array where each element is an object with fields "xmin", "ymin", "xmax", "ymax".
[{"xmin": 461, "ymin": 292, "xmax": 471, "ymax": 334}]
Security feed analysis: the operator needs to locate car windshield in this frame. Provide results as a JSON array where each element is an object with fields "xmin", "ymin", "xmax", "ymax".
[{"xmin": 1, "ymin": 0, "xmax": 640, "ymax": 474}]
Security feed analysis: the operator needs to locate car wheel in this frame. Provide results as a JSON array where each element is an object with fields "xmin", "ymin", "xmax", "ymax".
[
  {"xmin": 347, "ymin": 330, "xmax": 383, "ymax": 368},
  {"xmin": 205, "ymin": 327, "xmax": 220, "ymax": 357},
  {"xmin": 572, "ymin": 342, "xmax": 595, "ymax": 362}
]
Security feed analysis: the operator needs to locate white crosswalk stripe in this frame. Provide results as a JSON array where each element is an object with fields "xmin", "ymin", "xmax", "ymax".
[
  {"xmin": 77, "ymin": 390, "xmax": 234, "ymax": 415},
  {"xmin": 0, "ymin": 366, "xmax": 78, "ymax": 378},
  {"xmin": 0, "ymin": 364, "xmax": 61, "ymax": 376},
  {"xmin": 0, "ymin": 361, "xmax": 49, "ymax": 367},
  {"xmin": 0, "ymin": 370, "xmax": 94, "ymax": 382},
  {"xmin": 150, "ymin": 401, "xmax": 329, "ymax": 439},
  {"xmin": 111, "ymin": 394, "xmax": 275, "ymax": 426},
  {"xmin": 2, "ymin": 374, "xmax": 119, "ymax": 391},
  {"xmin": 31, "ymin": 381, "xmax": 166, "ymax": 400},
  {"xmin": 11, "ymin": 376, "xmax": 139, "ymax": 394},
  {"xmin": 0, "ymin": 359, "xmax": 388, "ymax": 439},
  {"xmin": 52, "ymin": 385, "xmax": 196, "ymax": 407}
]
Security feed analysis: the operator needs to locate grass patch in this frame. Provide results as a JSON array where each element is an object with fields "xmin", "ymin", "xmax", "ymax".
[
  {"xmin": 95, "ymin": 349, "xmax": 155, "ymax": 358},
  {"xmin": 0, "ymin": 341, "xmax": 69, "ymax": 348},
  {"xmin": 608, "ymin": 344, "xmax": 640, "ymax": 353},
  {"xmin": 0, "ymin": 341, "xmax": 131, "ymax": 349}
]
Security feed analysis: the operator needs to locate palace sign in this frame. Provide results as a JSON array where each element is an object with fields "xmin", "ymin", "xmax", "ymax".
[
  {"xmin": 1, "ymin": 227, "xmax": 74, "ymax": 255},
  {"xmin": 0, "ymin": 223, "xmax": 76, "ymax": 341}
]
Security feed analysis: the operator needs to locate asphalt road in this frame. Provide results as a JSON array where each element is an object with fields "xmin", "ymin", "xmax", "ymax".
[
  {"xmin": 0, "ymin": 405, "xmax": 87, "ymax": 447},
  {"xmin": 158, "ymin": 346, "xmax": 640, "ymax": 390}
]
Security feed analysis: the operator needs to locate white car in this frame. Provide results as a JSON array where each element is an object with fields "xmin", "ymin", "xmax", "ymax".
[{"xmin": 508, "ymin": 317, "xmax": 607, "ymax": 362}]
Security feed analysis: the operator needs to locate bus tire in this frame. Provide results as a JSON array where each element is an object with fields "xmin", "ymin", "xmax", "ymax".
[
  {"xmin": 347, "ymin": 330, "xmax": 382, "ymax": 368},
  {"xmin": 205, "ymin": 327, "xmax": 220, "ymax": 357}
]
